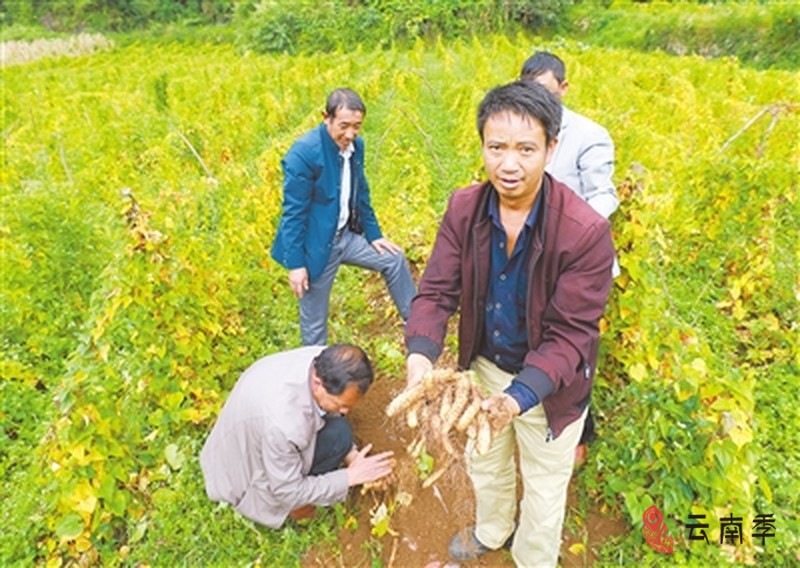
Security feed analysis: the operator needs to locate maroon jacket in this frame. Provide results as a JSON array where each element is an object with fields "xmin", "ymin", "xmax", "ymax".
[{"xmin": 405, "ymin": 174, "xmax": 615, "ymax": 438}]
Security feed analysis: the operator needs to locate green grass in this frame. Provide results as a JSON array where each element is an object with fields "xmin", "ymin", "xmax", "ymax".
[{"xmin": 121, "ymin": 437, "xmax": 341, "ymax": 567}]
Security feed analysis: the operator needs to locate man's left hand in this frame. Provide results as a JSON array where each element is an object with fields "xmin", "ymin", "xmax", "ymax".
[
  {"xmin": 371, "ymin": 237, "xmax": 402, "ymax": 255},
  {"xmin": 481, "ymin": 393, "xmax": 520, "ymax": 432}
]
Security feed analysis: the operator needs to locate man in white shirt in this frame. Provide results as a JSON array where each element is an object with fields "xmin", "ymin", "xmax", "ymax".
[
  {"xmin": 520, "ymin": 51, "xmax": 619, "ymax": 218},
  {"xmin": 520, "ymin": 51, "xmax": 620, "ymax": 466}
]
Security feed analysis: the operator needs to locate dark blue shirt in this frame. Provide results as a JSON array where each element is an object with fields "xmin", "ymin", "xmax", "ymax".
[{"xmin": 481, "ymin": 189, "xmax": 541, "ymax": 412}]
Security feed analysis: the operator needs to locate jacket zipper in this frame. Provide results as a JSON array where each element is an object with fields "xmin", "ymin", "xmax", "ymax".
[{"xmin": 471, "ymin": 224, "xmax": 481, "ymax": 359}]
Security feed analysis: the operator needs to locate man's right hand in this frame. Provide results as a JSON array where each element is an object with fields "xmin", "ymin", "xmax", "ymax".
[
  {"xmin": 406, "ymin": 353, "xmax": 433, "ymax": 388},
  {"xmin": 346, "ymin": 443, "xmax": 395, "ymax": 487},
  {"xmin": 288, "ymin": 268, "xmax": 309, "ymax": 298}
]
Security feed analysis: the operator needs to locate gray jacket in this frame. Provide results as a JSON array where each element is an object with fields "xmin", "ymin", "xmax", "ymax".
[
  {"xmin": 547, "ymin": 106, "xmax": 618, "ymax": 219},
  {"xmin": 199, "ymin": 346, "xmax": 349, "ymax": 528}
]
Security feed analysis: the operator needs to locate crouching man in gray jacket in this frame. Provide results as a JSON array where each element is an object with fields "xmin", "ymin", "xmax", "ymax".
[{"xmin": 200, "ymin": 344, "xmax": 394, "ymax": 527}]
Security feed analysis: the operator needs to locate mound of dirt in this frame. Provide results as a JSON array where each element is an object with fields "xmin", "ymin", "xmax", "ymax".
[{"xmin": 303, "ymin": 374, "xmax": 628, "ymax": 567}]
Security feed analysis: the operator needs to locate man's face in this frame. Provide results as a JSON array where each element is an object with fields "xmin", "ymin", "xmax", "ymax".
[
  {"xmin": 482, "ymin": 111, "xmax": 556, "ymax": 208},
  {"xmin": 531, "ymin": 70, "xmax": 568, "ymax": 100},
  {"xmin": 324, "ymin": 107, "xmax": 364, "ymax": 151},
  {"xmin": 312, "ymin": 375, "xmax": 362, "ymax": 415}
]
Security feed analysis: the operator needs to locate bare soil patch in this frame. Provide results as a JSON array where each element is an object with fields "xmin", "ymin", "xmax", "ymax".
[{"xmin": 303, "ymin": 373, "xmax": 629, "ymax": 567}]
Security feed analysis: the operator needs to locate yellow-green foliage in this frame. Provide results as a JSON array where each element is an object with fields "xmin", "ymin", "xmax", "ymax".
[{"xmin": 1, "ymin": 34, "xmax": 797, "ymax": 565}]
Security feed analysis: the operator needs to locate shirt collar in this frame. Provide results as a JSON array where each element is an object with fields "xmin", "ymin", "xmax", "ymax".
[
  {"xmin": 487, "ymin": 188, "xmax": 541, "ymax": 229},
  {"xmin": 339, "ymin": 142, "xmax": 354, "ymax": 159},
  {"xmin": 308, "ymin": 365, "xmax": 326, "ymax": 416}
]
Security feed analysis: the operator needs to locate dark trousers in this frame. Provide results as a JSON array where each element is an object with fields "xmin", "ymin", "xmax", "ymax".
[
  {"xmin": 578, "ymin": 408, "xmax": 596, "ymax": 445},
  {"xmin": 310, "ymin": 415, "xmax": 353, "ymax": 475}
]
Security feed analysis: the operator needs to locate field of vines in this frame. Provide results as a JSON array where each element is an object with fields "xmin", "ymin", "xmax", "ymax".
[{"xmin": 2, "ymin": 33, "xmax": 798, "ymax": 566}]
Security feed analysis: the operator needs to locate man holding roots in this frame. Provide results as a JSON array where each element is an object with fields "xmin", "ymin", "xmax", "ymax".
[{"xmin": 404, "ymin": 81, "xmax": 615, "ymax": 566}]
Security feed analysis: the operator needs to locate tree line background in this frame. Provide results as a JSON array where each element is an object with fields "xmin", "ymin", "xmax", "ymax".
[{"xmin": 3, "ymin": 0, "xmax": 797, "ymax": 70}]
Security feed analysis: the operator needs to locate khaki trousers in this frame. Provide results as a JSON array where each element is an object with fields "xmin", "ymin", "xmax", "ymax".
[{"xmin": 468, "ymin": 356, "xmax": 586, "ymax": 568}]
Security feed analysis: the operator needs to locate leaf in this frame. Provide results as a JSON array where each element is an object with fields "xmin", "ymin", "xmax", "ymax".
[
  {"xmin": 129, "ymin": 520, "xmax": 148, "ymax": 543},
  {"xmin": 371, "ymin": 516, "xmax": 389, "ymax": 538},
  {"xmin": 628, "ymin": 363, "xmax": 647, "ymax": 383},
  {"xmin": 343, "ymin": 515, "xmax": 358, "ymax": 531},
  {"xmin": 66, "ymin": 482, "xmax": 98, "ymax": 519},
  {"xmin": 690, "ymin": 357, "xmax": 708, "ymax": 377},
  {"xmin": 416, "ymin": 449, "xmax": 434, "ymax": 478},
  {"xmin": 728, "ymin": 425, "xmax": 753, "ymax": 448},
  {"xmin": 758, "ymin": 474, "xmax": 773, "ymax": 503},
  {"xmin": 369, "ymin": 502, "xmax": 391, "ymax": 537},
  {"xmin": 673, "ymin": 379, "xmax": 694, "ymax": 402},
  {"xmin": 622, "ymin": 491, "xmax": 642, "ymax": 520},
  {"xmin": 163, "ymin": 392, "xmax": 185, "ymax": 410},
  {"xmin": 146, "ymin": 488, "xmax": 176, "ymax": 513},
  {"xmin": 105, "ymin": 487, "xmax": 130, "ymax": 516},
  {"xmin": 55, "ymin": 513, "xmax": 84, "ymax": 541},
  {"xmin": 164, "ymin": 443, "xmax": 185, "ymax": 470},
  {"xmin": 568, "ymin": 542, "xmax": 585, "ymax": 555}
]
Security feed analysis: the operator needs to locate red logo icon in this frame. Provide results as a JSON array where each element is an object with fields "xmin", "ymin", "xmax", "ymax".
[{"xmin": 643, "ymin": 504, "xmax": 674, "ymax": 554}]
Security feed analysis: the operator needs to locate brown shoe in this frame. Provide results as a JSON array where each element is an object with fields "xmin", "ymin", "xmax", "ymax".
[{"xmin": 289, "ymin": 504, "xmax": 316, "ymax": 521}]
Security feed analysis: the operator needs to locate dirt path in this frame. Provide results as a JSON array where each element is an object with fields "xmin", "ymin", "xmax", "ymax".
[{"xmin": 304, "ymin": 374, "xmax": 628, "ymax": 567}]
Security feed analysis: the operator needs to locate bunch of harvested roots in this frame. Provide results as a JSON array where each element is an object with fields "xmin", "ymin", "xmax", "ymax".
[
  {"xmin": 361, "ymin": 472, "xmax": 398, "ymax": 495},
  {"xmin": 386, "ymin": 369, "xmax": 502, "ymax": 488}
]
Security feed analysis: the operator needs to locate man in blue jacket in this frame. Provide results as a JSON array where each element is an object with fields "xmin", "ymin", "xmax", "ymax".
[{"xmin": 272, "ymin": 88, "xmax": 416, "ymax": 345}]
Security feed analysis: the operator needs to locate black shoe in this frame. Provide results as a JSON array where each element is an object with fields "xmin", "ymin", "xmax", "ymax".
[{"xmin": 448, "ymin": 525, "xmax": 514, "ymax": 561}]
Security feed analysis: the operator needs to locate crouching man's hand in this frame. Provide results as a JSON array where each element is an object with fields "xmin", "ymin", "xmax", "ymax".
[
  {"xmin": 345, "ymin": 443, "xmax": 395, "ymax": 487},
  {"xmin": 481, "ymin": 393, "xmax": 520, "ymax": 432}
]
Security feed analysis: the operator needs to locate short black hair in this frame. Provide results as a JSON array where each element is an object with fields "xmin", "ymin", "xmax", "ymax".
[
  {"xmin": 325, "ymin": 88, "xmax": 366, "ymax": 119},
  {"xmin": 314, "ymin": 343, "xmax": 373, "ymax": 395},
  {"xmin": 477, "ymin": 80, "xmax": 562, "ymax": 145},
  {"xmin": 520, "ymin": 51, "xmax": 566, "ymax": 83}
]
